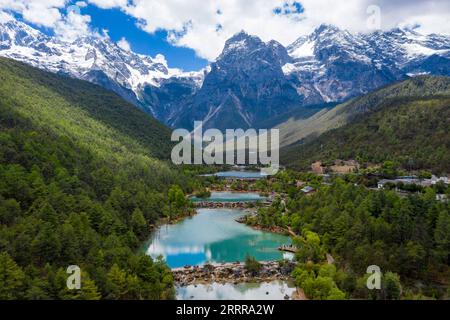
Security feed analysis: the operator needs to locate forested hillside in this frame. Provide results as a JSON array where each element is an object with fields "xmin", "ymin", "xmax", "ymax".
[
  {"xmin": 282, "ymin": 96, "xmax": 450, "ymax": 174},
  {"xmin": 0, "ymin": 58, "xmax": 194, "ymax": 299},
  {"xmin": 277, "ymin": 76, "xmax": 450, "ymax": 147},
  {"xmin": 248, "ymin": 173, "xmax": 450, "ymax": 299}
]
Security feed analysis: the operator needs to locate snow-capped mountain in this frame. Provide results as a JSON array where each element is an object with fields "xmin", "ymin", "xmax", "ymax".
[
  {"xmin": 170, "ymin": 31, "xmax": 306, "ymax": 130},
  {"xmin": 0, "ymin": 17, "xmax": 205, "ymax": 115},
  {"xmin": 1, "ymin": 18, "xmax": 449, "ymax": 131},
  {"xmin": 284, "ymin": 24, "xmax": 450, "ymax": 102},
  {"xmin": 171, "ymin": 26, "xmax": 450, "ymax": 130}
]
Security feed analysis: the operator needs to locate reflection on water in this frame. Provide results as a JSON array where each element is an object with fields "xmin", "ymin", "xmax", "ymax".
[
  {"xmin": 190, "ymin": 192, "xmax": 266, "ymax": 203},
  {"xmin": 202, "ymin": 171, "xmax": 267, "ymax": 179},
  {"xmin": 177, "ymin": 281, "xmax": 296, "ymax": 300},
  {"xmin": 143, "ymin": 209, "xmax": 292, "ymax": 268}
]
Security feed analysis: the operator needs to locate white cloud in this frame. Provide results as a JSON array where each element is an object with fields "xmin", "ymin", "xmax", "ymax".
[
  {"xmin": 54, "ymin": 10, "xmax": 92, "ymax": 41},
  {"xmin": 76, "ymin": 2, "xmax": 88, "ymax": 8},
  {"xmin": 0, "ymin": 1, "xmax": 92, "ymax": 41},
  {"xmin": 84, "ymin": 0, "xmax": 450, "ymax": 61},
  {"xmin": 117, "ymin": 37, "xmax": 131, "ymax": 51},
  {"xmin": 153, "ymin": 53, "xmax": 167, "ymax": 64},
  {"xmin": 87, "ymin": 0, "xmax": 128, "ymax": 9},
  {"xmin": 0, "ymin": 0, "xmax": 67, "ymax": 27},
  {"xmin": 2, "ymin": 0, "xmax": 449, "ymax": 62}
]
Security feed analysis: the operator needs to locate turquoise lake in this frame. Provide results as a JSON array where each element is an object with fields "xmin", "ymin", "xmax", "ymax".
[
  {"xmin": 144, "ymin": 209, "xmax": 292, "ymax": 269},
  {"xmin": 202, "ymin": 171, "xmax": 267, "ymax": 179},
  {"xmin": 190, "ymin": 192, "xmax": 267, "ymax": 203}
]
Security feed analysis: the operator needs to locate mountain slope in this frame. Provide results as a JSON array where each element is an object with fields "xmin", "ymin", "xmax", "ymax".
[
  {"xmin": 281, "ymin": 94, "xmax": 450, "ymax": 173},
  {"xmin": 285, "ymin": 25, "xmax": 450, "ymax": 102},
  {"xmin": 1, "ymin": 18, "xmax": 449, "ymax": 131},
  {"xmin": 0, "ymin": 17, "xmax": 204, "ymax": 118},
  {"xmin": 0, "ymin": 57, "xmax": 173, "ymax": 160},
  {"xmin": 170, "ymin": 31, "xmax": 308, "ymax": 131},
  {"xmin": 278, "ymin": 76, "xmax": 450, "ymax": 147},
  {"xmin": 0, "ymin": 58, "xmax": 193, "ymax": 299}
]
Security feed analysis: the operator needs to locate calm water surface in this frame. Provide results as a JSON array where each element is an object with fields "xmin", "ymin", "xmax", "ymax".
[
  {"xmin": 177, "ymin": 281, "xmax": 296, "ymax": 300},
  {"xmin": 202, "ymin": 171, "xmax": 267, "ymax": 179},
  {"xmin": 143, "ymin": 192, "xmax": 295, "ymax": 300},
  {"xmin": 143, "ymin": 209, "xmax": 292, "ymax": 269},
  {"xmin": 190, "ymin": 192, "xmax": 266, "ymax": 203}
]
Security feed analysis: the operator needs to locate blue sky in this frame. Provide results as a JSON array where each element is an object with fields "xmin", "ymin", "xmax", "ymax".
[
  {"xmin": 80, "ymin": 5, "xmax": 209, "ymax": 71},
  {"xmin": 21, "ymin": 2, "xmax": 209, "ymax": 71}
]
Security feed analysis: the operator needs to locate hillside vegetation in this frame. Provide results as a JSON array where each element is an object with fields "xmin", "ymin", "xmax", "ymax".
[
  {"xmin": 277, "ymin": 76, "xmax": 450, "ymax": 147},
  {"xmin": 0, "ymin": 58, "xmax": 194, "ymax": 299},
  {"xmin": 282, "ymin": 96, "xmax": 450, "ymax": 173},
  {"xmin": 249, "ymin": 173, "xmax": 450, "ymax": 299}
]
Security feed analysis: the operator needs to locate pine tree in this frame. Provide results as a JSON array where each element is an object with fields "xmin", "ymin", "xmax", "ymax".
[
  {"xmin": 106, "ymin": 264, "xmax": 128, "ymax": 300},
  {"xmin": 434, "ymin": 211, "xmax": 450, "ymax": 263},
  {"xmin": 0, "ymin": 252, "xmax": 26, "ymax": 300},
  {"xmin": 131, "ymin": 208, "xmax": 148, "ymax": 239},
  {"xmin": 383, "ymin": 272, "xmax": 402, "ymax": 300}
]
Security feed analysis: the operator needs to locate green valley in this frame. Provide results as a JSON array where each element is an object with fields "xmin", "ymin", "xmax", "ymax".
[
  {"xmin": 277, "ymin": 76, "xmax": 450, "ymax": 148},
  {"xmin": 0, "ymin": 58, "xmax": 195, "ymax": 299},
  {"xmin": 281, "ymin": 78, "xmax": 450, "ymax": 173}
]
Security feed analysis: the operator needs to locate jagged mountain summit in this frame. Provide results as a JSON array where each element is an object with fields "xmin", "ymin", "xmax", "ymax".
[
  {"xmin": 170, "ymin": 31, "xmax": 306, "ymax": 130},
  {"xmin": 171, "ymin": 26, "xmax": 450, "ymax": 130},
  {"xmin": 1, "ymin": 17, "xmax": 449, "ymax": 131},
  {"xmin": 0, "ymin": 17, "xmax": 205, "ymax": 114},
  {"xmin": 284, "ymin": 24, "xmax": 450, "ymax": 102}
]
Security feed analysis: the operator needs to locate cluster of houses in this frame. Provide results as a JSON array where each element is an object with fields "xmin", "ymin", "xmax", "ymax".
[
  {"xmin": 377, "ymin": 175, "xmax": 449, "ymax": 201},
  {"xmin": 312, "ymin": 160, "xmax": 360, "ymax": 175},
  {"xmin": 377, "ymin": 175, "xmax": 450, "ymax": 189},
  {"xmin": 308, "ymin": 159, "xmax": 449, "ymax": 201},
  {"xmin": 296, "ymin": 180, "xmax": 315, "ymax": 195}
]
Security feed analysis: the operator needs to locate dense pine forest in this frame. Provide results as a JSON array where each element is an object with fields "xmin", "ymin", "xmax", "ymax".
[
  {"xmin": 0, "ymin": 58, "xmax": 196, "ymax": 299},
  {"xmin": 282, "ymin": 96, "xmax": 450, "ymax": 174},
  {"xmin": 246, "ymin": 173, "xmax": 450, "ymax": 299},
  {"xmin": 1, "ymin": 57, "xmax": 449, "ymax": 300}
]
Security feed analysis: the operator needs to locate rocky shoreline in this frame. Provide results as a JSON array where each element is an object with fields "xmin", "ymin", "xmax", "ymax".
[
  {"xmin": 235, "ymin": 215, "xmax": 291, "ymax": 236},
  {"xmin": 245, "ymin": 222, "xmax": 290, "ymax": 236},
  {"xmin": 172, "ymin": 261, "xmax": 296, "ymax": 286},
  {"xmin": 193, "ymin": 201, "xmax": 258, "ymax": 209}
]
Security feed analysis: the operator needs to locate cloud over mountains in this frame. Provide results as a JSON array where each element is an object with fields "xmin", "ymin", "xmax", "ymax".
[{"xmin": 1, "ymin": 0, "xmax": 449, "ymax": 60}]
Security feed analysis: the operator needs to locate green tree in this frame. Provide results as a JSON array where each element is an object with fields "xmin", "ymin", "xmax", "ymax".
[
  {"xmin": 77, "ymin": 273, "xmax": 102, "ymax": 300},
  {"xmin": 295, "ymin": 231, "xmax": 325, "ymax": 263},
  {"xmin": 0, "ymin": 252, "xmax": 25, "ymax": 300},
  {"xmin": 434, "ymin": 211, "xmax": 450, "ymax": 263},
  {"xmin": 131, "ymin": 208, "xmax": 148, "ymax": 239},
  {"xmin": 0, "ymin": 197, "xmax": 21, "ymax": 225},
  {"xmin": 31, "ymin": 223, "xmax": 62, "ymax": 264},
  {"xmin": 91, "ymin": 167, "xmax": 115, "ymax": 201},
  {"xmin": 106, "ymin": 264, "xmax": 128, "ymax": 300},
  {"xmin": 168, "ymin": 185, "xmax": 189, "ymax": 218},
  {"xmin": 383, "ymin": 272, "xmax": 402, "ymax": 300},
  {"xmin": 327, "ymin": 287, "xmax": 346, "ymax": 300},
  {"xmin": 245, "ymin": 255, "xmax": 262, "ymax": 276}
]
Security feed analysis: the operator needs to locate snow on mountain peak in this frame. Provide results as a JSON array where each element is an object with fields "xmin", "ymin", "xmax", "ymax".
[
  {"xmin": 283, "ymin": 25, "xmax": 450, "ymax": 102},
  {"xmin": 0, "ymin": 11, "xmax": 14, "ymax": 24},
  {"xmin": 1, "ymin": 17, "xmax": 448, "ymax": 129},
  {"xmin": 0, "ymin": 17, "xmax": 203, "ymax": 94},
  {"xmin": 290, "ymin": 39, "xmax": 315, "ymax": 58}
]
